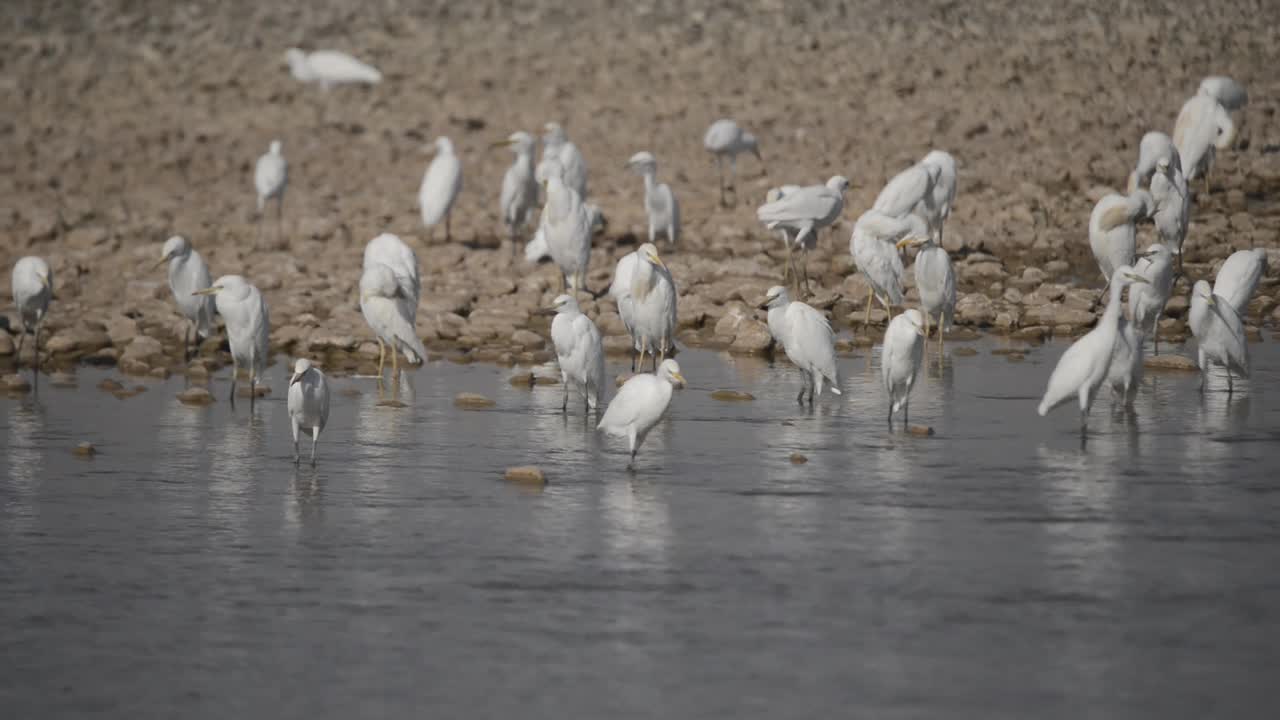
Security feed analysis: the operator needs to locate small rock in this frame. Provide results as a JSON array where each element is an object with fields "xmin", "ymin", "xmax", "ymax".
[
  {"xmin": 308, "ymin": 334, "xmax": 359, "ymax": 352},
  {"xmin": 2, "ymin": 374, "xmax": 32, "ymax": 393},
  {"xmin": 1012, "ymin": 326, "xmax": 1050, "ymax": 342},
  {"xmin": 953, "ymin": 346, "xmax": 979, "ymax": 357},
  {"xmin": 1144, "ymin": 354, "xmax": 1198, "ymax": 372},
  {"xmin": 72, "ymin": 441, "xmax": 96, "ymax": 457},
  {"xmin": 454, "ymin": 392, "xmax": 495, "ymax": 409},
  {"xmin": 176, "ymin": 387, "xmax": 215, "ymax": 405},
  {"xmin": 149, "ymin": 367, "xmax": 169, "ymax": 379},
  {"xmin": 907, "ymin": 425, "xmax": 935, "ymax": 437},
  {"xmin": 511, "ymin": 329, "xmax": 546, "ymax": 351},
  {"xmin": 710, "ymin": 389, "xmax": 755, "ymax": 401},
  {"xmin": 728, "ymin": 320, "xmax": 773, "ymax": 354},
  {"xmin": 509, "ymin": 372, "xmax": 536, "ymax": 387},
  {"xmin": 955, "ymin": 293, "xmax": 996, "ymax": 326},
  {"xmin": 503, "ymin": 466, "xmax": 546, "ymax": 486},
  {"xmin": 122, "ymin": 335, "xmax": 165, "ymax": 362},
  {"xmin": 49, "ymin": 372, "xmax": 77, "ymax": 387},
  {"xmin": 376, "ymin": 399, "xmax": 408, "ymax": 408},
  {"xmin": 789, "ymin": 452, "xmax": 808, "ymax": 464},
  {"xmin": 97, "ymin": 378, "xmax": 124, "ymax": 392},
  {"xmin": 0, "ymin": 332, "xmax": 13, "ymax": 356}
]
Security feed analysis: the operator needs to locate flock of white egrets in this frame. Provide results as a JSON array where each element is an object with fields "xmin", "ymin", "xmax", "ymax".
[{"xmin": 4, "ymin": 48, "xmax": 1268, "ymax": 466}]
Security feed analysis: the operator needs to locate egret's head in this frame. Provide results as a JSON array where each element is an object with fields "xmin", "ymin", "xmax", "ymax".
[
  {"xmin": 742, "ymin": 131, "xmax": 763, "ymax": 165},
  {"xmin": 826, "ymin": 175, "xmax": 851, "ymax": 193},
  {"xmin": 625, "ymin": 151, "xmax": 657, "ymax": 174},
  {"xmin": 430, "ymin": 136, "xmax": 454, "ymax": 155},
  {"xmin": 921, "ymin": 149, "xmax": 956, "ymax": 176},
  {"xmin": 1138, "ymin": 243, "xmax": 1170, "ymax": 262},
  {"xmin": 758, "ymin": 285, "xmax": 790, "ymax": 310},
  {"xmin": 269, "ymin": 140, "xmax": 283, "ymax": 155},
  {"xmin": 658, "ymin": 359, "xmax": 686, "ymax": 388},
  {"xmin": 193, "ymin": 274, "xmax": 242, "ymax": 298},
  {"xmin": 902, "ymin": 308, "xmax": 927, "ymax": 336},
  {"xmin": 1112, "ymin": 265, "xmax": 1149, "ymax": 288},
  {"xmin": 538, "ymin": 293, "xmax": 580, "ymax": 316},
  {"xmin": 1130, "ymin": 189, "xmax": 1156, "ymax": 220},
  {"xmin": 584, "ymin": 202, "xmax": 606, "ymax": 233},
  {"xmin": 1193, "ymin": 279, "xmax": 1215, "ymax": 306},
  {"xmin": 491, "ymin": 131, "xmax": 533, "ymax": 153},
  {"xmin": 543, "ymin": 122, "xmax": 566, "ymax": 144},
  {"xmin": 284, "ymin": 48, "xmax": 306, "ymax": 66},
  {"xmin": 290, "ymin": 357, "xmax": 313, "ymax": 386},
  {"xmin": 156, "ymin": 235, "xmax": 190, "ymax": 268},
  {"xmin": 639, "ymin": 243, "xmax": 666, "ymax": 271},
  {"xmin": 24, "ymin": 257, "xmax": 53, "ymax": 291},
  {"xmin": 1155, "ymin": 156, "xmax": 1170, "ymax": 174}
]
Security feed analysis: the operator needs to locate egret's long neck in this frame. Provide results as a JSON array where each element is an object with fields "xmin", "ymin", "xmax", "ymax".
[
  {"xmin": 631, "ymin": 258, "xmax": 655, "ymax": 301},
  {"xmin": 1101, "ymin": 282, "xmax": 1126, "ymax": 331},
  {"xmin": 642, "ymin": 172, "xmax": 656, "ymax": 194},
  {"xmin": 516, "ymin": 150, "xmax": 534, "ymax": 171}
]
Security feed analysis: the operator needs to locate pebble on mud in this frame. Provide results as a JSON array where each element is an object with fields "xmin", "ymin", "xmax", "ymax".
[
  {"xmin": 789, "ymin": 452, "xmax": 808, "ymax": 464},
  {"xmin": 454, "ymin": 392, "xmax": 496, "ymax": 409},
  {"xmin": 907, "ymin": 425, "xmax": 935, "ymax": 437},
  {"xmin": 176, "ymin": 387, "xmax": 215, "ymax": 405},
  {"xmin": 72, "ymin": 442, "xmax": 97, "ymax": 457},
  {"xmin": 710, "ymin": 389, "xmax": 755, "ymax": 401}
]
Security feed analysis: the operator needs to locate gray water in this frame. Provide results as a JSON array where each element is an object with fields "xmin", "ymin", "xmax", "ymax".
[{"xmin": 3, "ymin": 337, "xmax": 1280, "ymax": 719}]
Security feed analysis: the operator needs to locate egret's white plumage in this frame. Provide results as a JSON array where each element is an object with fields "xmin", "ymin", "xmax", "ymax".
[
  {"xmin": 1127, "ymin": 132, "xmax": 1181, "ymax": 192},
  {"xmin": 1173, "ymin": 94, "xmax": 1235, "ymax": 185},
  {"xmin": 760, "ymin": 286, "xmax": 841, "ymax": 404},
  {"xmin": 420, "ymin": 136, "xmax": 462, "ymax": 240},
  {"xmin": 360, "ymin": 233, "xmax": 424, "ymax": 379},
  {"xmin": 764, "ymin": 184, "xmax": 811, "ymax": 292},
  {"xmin": 544, "ymin": 294, "xmax": 605, "ymax": 412},
  {"xmin": 1149, "ymin": 157, "xmax": 1189, "ymax": 260},
  {"xmin": 195, "ymin": 275, "xmax": 269, "ymax": 407},
  {"xmin": 254, "ymin": 140, "xmax": 288, "ymax": 242},
  {"xmin": 10, "ymin": 256, "xmax": 52, "ymax": 371},
  {"xmin": 873, "ymin": 161, "xmax": 940, "ymax": 219},
  {"xmin": 1128, "ymin": 243, "xmax": 1175, "ymax": 353},
  {"xmin": 524, "ymin": 203, "xmax": 604, "ymax": 265},
  {"xmin": 900, "ymin": 234, "xmax": 956, "ymax": 352},
  {"xmin": 1198, "ymin": 75, "xmax": 1249, "ymax": 112},
  {"xmin": 597, "ymin": 359, "xmax": 686, "ymax": 467},
  {"xmin": 608, "ymin": 243, "xmax": 677, "ymax": 372},
  {"xmin": 1037, "ymin": 266, "xmax": 1148, "ymax": 432},
  {"xmin": 1088, "ymin": 190, "xmax": 1153, "ymax": 283},
  {"xmin": 497, "ymin": 131, "xmax": 539, "ymax": 250},
  {"xmin": 626, "ymin": 151, "xmax": 680, "ymax": 247},
  {"xmin": 1106, "ymin": 311, "xmax": 1143, "ymax": 407},
  {"xmin": 882, "ymin": 309, "xmax": 926, "ymax": 428},
  {"xmin": 756, "ymin": 176, "xmax": 849, "ymax": 259},
  {"xmin": 703, "ymin": 118, "xmax": 764, "ymax": 205},
  {"xmin": 1213, "ymin": 248, "xmax": 1267, "ymax": 318},
  {"xmin": 537, "ymin": 123, "xmax": 587, "ymax": 199},
  {"xmin": 1189, "ymin": 280, "xmax": 1249, "ymax": 393},
  {"xmin": 540, "ymin": 172, "xmax": 593, "ymax": 293},
  {"xmin": 288, "ymin": 358, "xmax": 330, "ymax": 466},
  {"xmin": 285, "ymin": 49, "xmax": 382, "ymax": 87},
  {"xmin": 157, "ymin": 235, "xmax": 215, "ymax": 357},
  {"xmin": 916, "ymin": 150, "xmax": 957, "ymax": 242},
  {"xmin": 850, "ymin": 209, "xmax": 926, "ymax": 326}
]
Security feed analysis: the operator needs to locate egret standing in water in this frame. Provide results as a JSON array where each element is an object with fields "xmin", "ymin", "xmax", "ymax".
[
  {"xmin": 625, "ymin": 151, "xmax": 680, "ymax": 247},
  {"xmin": 1149, "ymin": 157, "xmax": 1189, "ymax": 268},
  {"xmin": 1190, "ymin": 280, "xmax": 1249, "ymax": 394},
  {"xmin": 1089, "ymin": 190, "xmax": 1153, "ymax": 285},
  {"xmin": 899, "ymin": 233, "xmax": 955, "ymax": 356},
  {"xmin": 156, "ymin": 235, "xmax": 214, "ymax": 360},
  {"xmin": 540, "ymin": 170, "xmax": 592, "ymax": 293},
  {"xmin": 538, "ymin": 123, "xmax": 587, "ymax": 199},
  {"xmin": 539, "ymin": 294, "xmax": 605, "ymax": 413},
  {"xmin": 1129, "ymin": 243, "xmax": 1175, "ymax": 354},
  {"xmin": 360, "ymin": 233, "xmax": 424, "ymax": 382},
  {"xmin": 703, "ymin": 119, "xmax": 765, "ymax": 206},
  {"xmin": 756, "ymin": 176, "xmax": 849, "ymax": 294},
  {"xmin": 288, "ymin": 358, "xmax": 330, "ymax": 467},
  {"xmin": 284, "ymin": 49, "xmax": 382, "ymax": 88},
  {"xmin": 495, "ymin": 131, "xmax": 538, "ymax": 255},
  {"xmin": 1106, "ymin": 306, "xmax": 1143, "ymax": 408},
  {"xmin": 608, "ymin": 243, "xmax": 677, "ymax": 372},
  {"xmin": 10, "ymin": 256, "xmax": 52, "ymax": 372},
  {"xmin": 759, "ymin": 286, "xmax": 841, "ymax": 405},
  {"xmin": 1038, "ymin": 266, "xmax": 1148, "ymax": 435},
  {"xmin": 194, "ymin": 275, "xmax": 269, "ymax": 409},
  {"xmin": 420, "ymin": 137, "xmax": 462, "ymax": 241},
  {"xmin": 597, "ymin": 359, "xmax": 686, "ymax": 469},
  {"xmin": 850, "ymin": 209, "xmax": 925, "ymax": 329},
  {"xmin": 1127, "ymin": 131, "xmax": 1180, "ymax": 192},
  {"xmin": 1213, "ymin": 248, "xmax": 1267, "ymax": 318},
  {"xmin": 254, "ymin": 140, "xmax": 287, "ymax": 243},
  {"xmin": 882, "ymin": 309, "xmax": 926, "ymax": 429}
]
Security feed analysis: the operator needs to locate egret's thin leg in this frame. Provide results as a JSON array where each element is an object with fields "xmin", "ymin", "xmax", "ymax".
[
  {"xmin": 729, "ymin": 155, "xmax": 738, "ymax": 198},
  {"xmin": 796, "ymin": 369, "xmax": 807, "ymax": 406},
  {"xmin": 33, "ymin": 323, "xmax": 41, "ymax": 375},
  {"xmin": 938, "ymin": 324, "xmax": 945, "ymax": 361},
  {"xmin": 311, "ymin": 426, "xmax": 319, "ymax": 467},
  {"xmin": 924, "ymin": 312, "xmax": 931, "ymax": 342},
  {"xmin": 801, "ymin": 252, "xmax": 811, "ymax": 298},
  {"xmin": 1227, "ymin": 369, "xmax": 1234, "ymax": 396},
  {"xmin": 782, "ymin": 242, "xmax": 793, "ymax": 284},
  {"xmin": 376, "ymin": 339, "xmax": 386, "ymax": 382},
  {"xmin": 864, "ymin": 288, "xmax": 874, "ymax": 329},
  {"xmin": 229, "ymin": 361, "xmax": 238, "ymax": 408},
  {"xmin": 249, "ymin": 375, "xmax": 256, "ymax": 411},
  {"xmin": 292, "ymin": 423, "xmax": 300, "ymax": 466},
  {"xmin": 183, "ymin": 324, "xmax": 192, "ymax": 363},
  {"xmin": 446, "ymin": 212, "xmax": 452, "ymax": 242},
  {"xmin": 716, "ymin": 156, "xmax": 726, "ymax": 207},
  {"xmin": 276, "ymin": 195, "xmax": 284, "ymax": 243},
  {"xmin": 15, "ymin": 328, "xmax": 25, "ymax": 368},
  {"xmin": 637, "ymin": 347, "xmax": 647, "ymax": 375},
  {"xmin": 392, "ymin": 345, "xmax": 400, "ymax": 382},
  {"xmin": 562, "ymin": 378, "xmax": 569, "ymax": 413},
  {"xmin": 1153, "ymin": 325, "xmax": 1160, "ymax": 356},
  {"xmin": 887, "ymin": 403, "xmax": 893, "ymax": 430},
  {"xmin": 904, "ymin": 398, "xmax": 909, "ymax": 428}
]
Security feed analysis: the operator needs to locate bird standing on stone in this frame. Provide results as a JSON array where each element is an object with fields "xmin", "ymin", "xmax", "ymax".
[
  {"xmin": 1128, "ymin": 243, "xmax": 1175, "ymax": 354},
  {"xmin": 156, "ymin": 235, "xmax": 215, "ymax": 360},
  {"xmin": 1088, "ymin": 190, "xmax": 1153, "ymax": 286},
  {"xmin": 540, "ymin": 169, "xmax": 593, "ymax": 294},
  {"xmin": 254, "ymin": 140, "xmax": 288, "ymax": 244},
  {"xmin": 420, "ymin": 136, "xmax": 463, "ymax": 242},
  {"xmin": 756, "ymin": 175, "xmax": 849, "ymax": 296},
  {"xmin": 626, "ymin": 151, "xmax": 680, "ymax": 248},
  {"xmin": 1149, "ymin": 157, "xmax": 1189, "ymax": 268},
  {"xmin": 899, "ymin": 233, "xmax": 956, "ymax": 357},
  {"xmin": 495, "ymin": 131, "xmax": 539, "ymax": 256},
  {"xmin": 608, "ymin": 243, "xmax": 677, "ymax": 373},
  {"xmin": 538, "ymin": 123, "xmax": 587, "ymax": 199},
  {"xmin": 359, "ymin": 233, "xmax": 425, "ymax": 383},
  {"xmin": 1127, "ymin": 131, "xmax": 1180, "ymax": 192},
  {"xmin": 703, "ymin": 118, "xmax": 765, "ymax": 206},
  {"xmin": 850, "ymin": 209, "xmax": 926, "ymax": 329}
]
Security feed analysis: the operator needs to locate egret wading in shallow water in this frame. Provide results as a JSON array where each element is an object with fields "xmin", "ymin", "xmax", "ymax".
[
  {"xmin": 156, "ymin": 235, "xmax": 214, "ymax": 360},
  {"xmin": 540, "ymin": 170, "xmax": 592, "ymax": 293},
  {"xmin": 494, "ymin": 131, "xmax": 539, "ymax": 255},
  {"xmin": 285, "ymin": 49, "xmax": 382, "ymax": 88},
  {"xmin": 1149, "ymin": 156, "xmax": 1189, "ymax": 269},
  {"xmin": 254, "ymin": 140, "xmax": 287, "ymax": 244},
  {"xmin": 756, "ymin": 176, "xmax": 849, "ymax": 295},
  {"xmin": 11, "ymin": 256, "xmax": 52, "ymax": 372},
  {"xmin": 538, "ymin": 294, "xmax": 605, "ymax": 413},
  {"xmin": 1190, "ymin": 280, "xmax": 1249, "ymax": 394},
  {"xmin": 1213, "ymin": 248, "xmax": 1267, "ymax": 318},
  {"xmin": 703, "ymin": 118, "xmax": 765, "ymax": 206},
  {"xmin": 288, "ymin": 358, "xmax": 330, "ymax": 467},
  {"xmin": 538, "ymin": 123, "xmax": 587, "ymax": 199},
  {"xmin": 850, "ymin": 209, "xmax": 925, "ymax": 329},
  {"xmin": 360, "ymin": 233, "xmax": 424, "ymax": 383},
  {"xmin": 1129, "ymin": 243, "xmax": 1175, "ymax": 354},
  {"xmin": 1127, "ymin": 131, "xmax": 1180, "ymax": 192},
  {"xmin": 420, "ymin": 137, "xmax": 462, "ymax": 241},
  {"xmin": 1107, "ymin": 303, "xmax": 1143, "ymax": 408},
  {"xmin": 882, "ymin": 309, "xmax": 926, "ymax": 429},
  {"xmin": 759, "ymin": 286, "xmax": 841, "ymax": 406},
  {"xmin": 899, "ymin": 233, "xmax": 955, "ymax": 357},
  {"xmin": 598, "ymin": 359, "xmax": 686, "ymax": 469},
  {"xmin": 1038, "ymin": 266, "xmax": 1148, "ymax": 435},
  {"xmin": 194, "ymin": 276, "xmax": 269, "ymax": 409},
  {"xmin": 1089, "ymin": 189, "xmax": 1153, "ymax": 287},
  {"xmin": 626, "ymin": 151, "xmax": 680, "ymax": 248},
  {"xmin": 608, "ymin": 243, "xmax": 677, "ymax": 372}
]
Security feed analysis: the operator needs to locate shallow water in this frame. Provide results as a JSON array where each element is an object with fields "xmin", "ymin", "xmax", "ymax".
[{"xmin": 3, "ymin": 336, "xmax": 1280, "ymax": 718}]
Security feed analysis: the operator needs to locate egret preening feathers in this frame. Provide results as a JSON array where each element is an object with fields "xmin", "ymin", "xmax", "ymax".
[
  {"xmin": 254, "ymin": 140, "xmax": 288, "ymax": 244},
  {"xmin": 703, "ymin": 118, "xmax": 765, "ymax": 206},
  {"xmin": 1174, "ymin": 93, "xmax": 1235, "ymax": 191},
  {"xmin": 1213, "ymin": 248, "xmax": 1267, "ymax": 318},
  {"xmin": 194, "ymin": 275, "xmax": 270, "ymax": 409},
  {"xmin": 899, "ymin": 233, "xmax": 956, "ymax": 356},
  {"xmin": 1127, "ymin": 131, "xmax": 1180, "ymax": 192},
  {"xmin": 360, "ymin": 233, "xmax": 425, "ymax": 382},
  {"xmin": 760, "ymin": 286, "xmax": 841, "ymax": 405},
  {"xmin": 288, "ymin": 358, "xmax": 330, "ymax": 467},
  {"xmin": 540, "ymin": 171, "xmax": 593, "ymax": 294},
  {"xmin": 538, "ymin": 123, "xmax": 587, "ymax": 199},
  {"xmin": 626, "ymin": 151, "xmax": 680, "ymax": 248},
  {"xmin": 1149, "ymin": 157, "xmax": 1190, "ymax": 265},
  {"xmin": 420, "ymin": 137, "xmax": 463, "ymax": 241},
  {"xmin": 540, "ymin": 294, "xmax": 606, "ymax": 413},
  {"xmin": 756, "ymin": 176, "xmax": 849, "ymax": 295},
  {"xmin": 850, "ymin": 209, "xmax": 925, "ymax": 328},
  {"xmin": 1189, "ymin": 280, "xmax": 1249, "ymax": 394},
  {"xmin": 11, "ymin": 256, "xmax": 53, "ymax": 373},
  {"xmin": 882, "ymin": 308, "xmax": 926, "ymax": 429},
  {"xmin": 597, "ymin": 358, "xmax": 686, "ymax": 469},
  {"xmin": 1128, "ymin": 243, "xmax": 1175, "ymax": 354},
  {"xmin": 156, "ymin": 235, "xmax": 215, "ymax": 359},
  {"xmin": 608, "ymin": 243, "xmax": 677, "ymax": 373},
  {"xmin": 1089, "ymin": 190, "xmax": 1154, "ymax": 284}
]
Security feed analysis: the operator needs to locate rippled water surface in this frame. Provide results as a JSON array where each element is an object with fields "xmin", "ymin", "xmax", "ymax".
[{"xmin": 4, "ymin": 337, "xmax": 1280, "ymax": 718}]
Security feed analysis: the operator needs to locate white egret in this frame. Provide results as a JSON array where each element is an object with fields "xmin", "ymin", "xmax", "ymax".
[
  {"xmin": 284, "ymin": 48, "xmax": 382, "ymax": 88},
  {"xmin": 288, "ymin": 358, "xmax": 330, "ymax": 466},
  {"xmin": 254, "ymin": 140, "xmax": 288, "ymax": 243},
  {"xmin": 194, "ymin": 275, "xmax": 269, "ymax": 408},
  {"xmin": 625, "ymin": 151, "xmax": 680, "ymax": 247},
  {"xmin": 763, "ymin": 185, "xmax": 808, "ymax": 291},
  {"xmin": 495, "ymin": 131, "xmax": 538, "ymax": 254},
  {"xmin": 899, "ymin": 234, "xmax": 956, "ymax": 356},
  {"xmin": 539, "ymin": 294, "xmax": 605, "ymax": 413},
  {"xmin": 759, "ymin": 286, "xmax": 841, "ymax": 405},
  {"xmin": 1190, "ymin": 280, "xmax": 1249, "ymax": 394},
  {"xmin": 703, "ymin": 118, "xmax": 765, "ymax": 206},
  {"xmin": 1037, "ymin": 266, "xmax": 1149, "ymax": 434},
  {"xmin": 873, "ymin": 161, "xmax": 940, "ymax": 219},
  {"xmin": 420, "ymin": 137, "xmax": 462, "ymax": 241},
  {"xmin": 850, "ymin": 209, "xmax": 926, "ymax": 328},
  {"xmin": 540, "ymin": 172, "xmax": 592, "ymax": 293},
  {"xmin": 597, "ymin": 358, "xmax": 686, "ymax": 469},
  {"xmin": 10, "ymin": 256, "xmax": 52, "ymax": 372},
  {"xmin": 360, "ymin": 233, "xmax": 424, "ymax": 381},
  {"xmin": 1127, "ymin": 131, "xmax": 1180, "ymax": 192},
  {"xmin": 608, "ymin": 243, "xmax": 677, "ymax": 372},
  {"xmin": 1149, "ymin": 157, "xmax": 1189, "ymax": 267},
  {"xmin": 1213, "ymin": 248, "xmax": 1267, "ymax": 318},
  {"xmin": 756, "ymin": 176, "xmax": 849, "ymax": 292},
  {"xmin": 1106, "ymin": 310, "xmax": 1143, "ymax": 408},
  {"xmin": 1128, "ymin": 243, "xmax": 1175, "ymax": 354},
  {"xmin": 882, "ymin": 308, "xmax": 926, "ymax": 429},
  {"xmin": 524, "ymin": 203, "xmax": 604, "ymax": 265},
  {"xmin": 1173, "ymin": 93, "xmax": 1235, "ymax": 191},
  {"xmin": 1089, "ymin": 190, "xmax": 1153, "ymax": 285},
  {"xmin": 917, "ymin": 150, "xmax": 957, "ymax": 242},
  {"xmin": 156, "ymin": 235, "xmax": 215, "ymax": 359},
  {"xmin": 1198, "ymin": 76, "xmax": 1249, "ymax": 112},
  {"xmin": 538, "ymin": 123, "xmax": 587, "ymax": 199}
]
